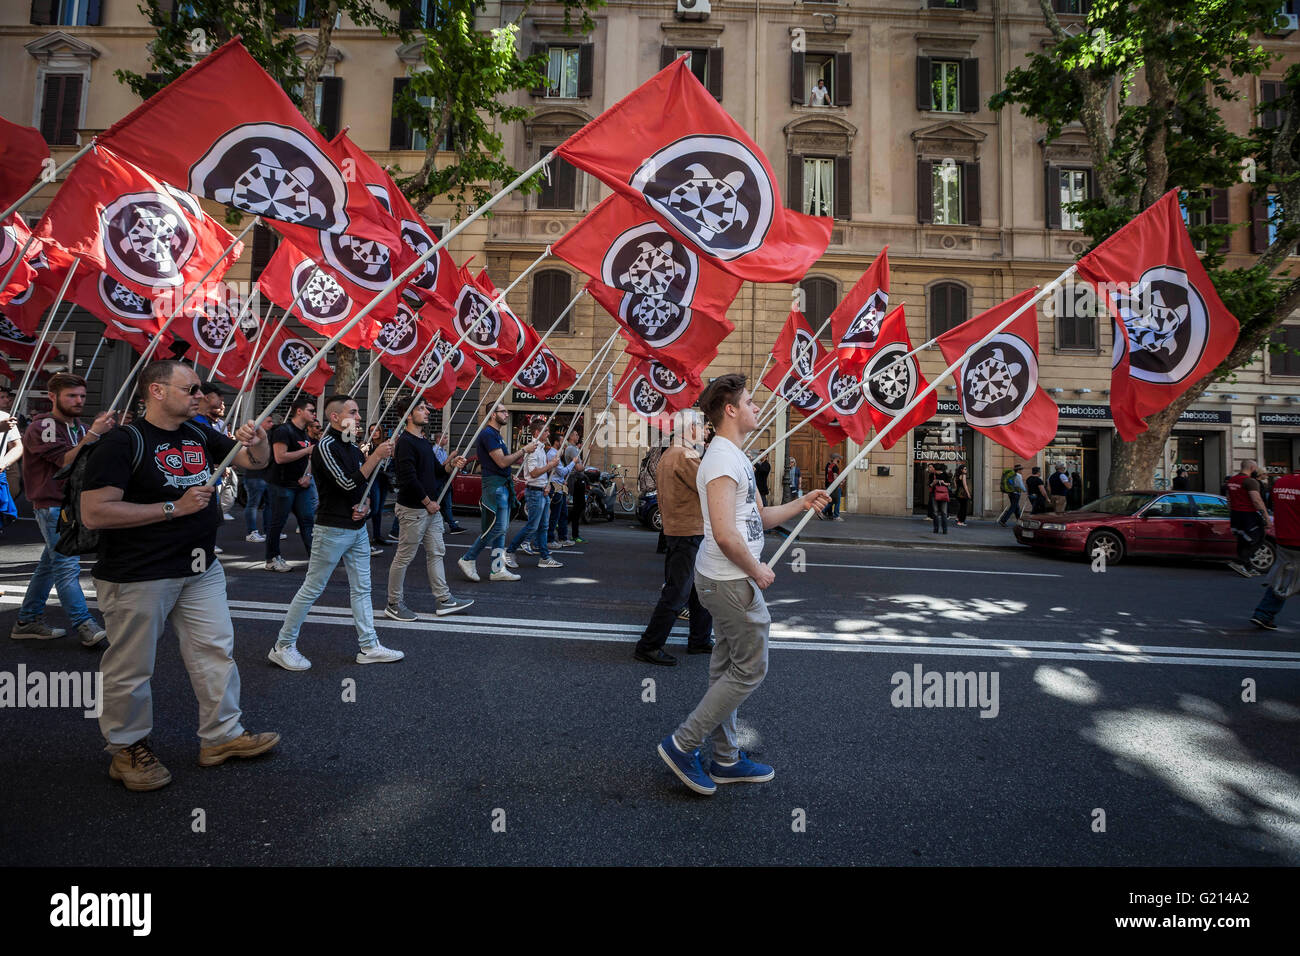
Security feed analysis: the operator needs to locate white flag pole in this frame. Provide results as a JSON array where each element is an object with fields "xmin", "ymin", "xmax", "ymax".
[
  {"xmin": 13, "ymin": 258, "xmax": 79, "ymax": 406},
  {"xmin": 108, "ymin": 216, "xmax": 260, "ymax": 413},
  {"xmin": 550, "ymin": 330, "xmax": 622, "ymax": 455},
  {"xmin": 750, "ymin": 313, "xmax": 834, "ymax": 434},
  {"xmin": 205, "ymin": 290, "xmax": 259, "ymax": 383},
  {"xmin": 430, "ymin": 287, "xmax": 585, "ymax": 508},
  {"xmin": 0, "ymin": 140, "xmax": 96, "ymax": 224},
  {"xmin": 767, "ymin": 273, "xmax": 1074, "ymax": 567},
  {"xmin": 0, "ymin": 234, "xmax": 39, "ymax": 297},
  {"xmin": 205, "ymin": 149, "xmax": 558, "ymax": 485},
  {"xmin": 532, "ymin": 328, "xmax": 619, "ymax": 445}
]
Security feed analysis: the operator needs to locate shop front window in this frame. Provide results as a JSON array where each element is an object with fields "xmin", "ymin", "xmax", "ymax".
[
  {"xmin": 912, "ymin": 418, "xmax": 975, "ymax": 514},
  {"xmin": 1043, "ymin": 428, "xmax": 1100, "ymax": 509}
]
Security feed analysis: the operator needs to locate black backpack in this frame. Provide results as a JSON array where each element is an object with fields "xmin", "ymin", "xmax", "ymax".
[{"xmin": 53, "ymin": 425, "xmax": 145, "ymax": 557}]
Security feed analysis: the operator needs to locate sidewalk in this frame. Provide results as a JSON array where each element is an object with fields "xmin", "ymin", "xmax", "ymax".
[{"xmin": 776, "ymin": 511, "xmax": 1025, "ymax": 551}]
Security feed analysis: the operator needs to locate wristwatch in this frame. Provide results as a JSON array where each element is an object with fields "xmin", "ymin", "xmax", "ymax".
[{"xmin": 162, "ymin": 501, "xmax": 176, "ymax": 521}]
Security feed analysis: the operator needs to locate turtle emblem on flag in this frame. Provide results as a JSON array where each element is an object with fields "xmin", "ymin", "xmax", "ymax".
[
  {"xmin": 432, "ymin": 334, "xmax": 464, "ymax": 374},
  {"xmin": 629, "ymin": 376, "xmax": 668, "ymax": 416},
  {"xmin": 960, "ymin": 334, "xmax": 1037, "ymax": 427},
  {"xmin": 862, "ymin": 342, "xmax": 916, "ymax": 415},
  {"xmin": 790, "ymin": 328, "xmax": 818, "ymax": 378},
  {"xmin": 376, "ymin": 303, "xmax": 419, "ymax": 356},
  {"xmin": 620, "ymin": 294, "xmax": 691, "ymax": 348},
  {"xmin": 279, "ymin": 338, "xmax": 314, "ymax": 374},
  {"xmin": 103, "ymin": 191, "xmax": 198, "ymax": 288},
  {"xmin": 603, "ymin": 223, "xmax": 699, "ymax": 302},
  {"xmin": 1109, "ymin": 265, "xmax": 1209, "ymax": 385},
  {"xmin": 631, "ymin": 135, "xmax": 774, "ymax": 261},
  {"xmin": 292, "ymin": 260, "xmax": 351, "ymax": 323},
  {"xmin": 0, "ymin": 314, "xmax": 35, "ymax": 345},
  {"xmin": 97, "ymin": 275, "xmax": 153, "ymax": 321},
  {"xmin": 828, "ymin": 366, "xmax": 865, "ymax": 416},
  {"xmin": 780, "ymin": 373, "xmax": 821, "ymax": 412},
  {"xmin": 842, "ymin": 293, "xmax": 888, "ymax": 349},
  {"xmin": 454, "ymin": 286, "xmax": 502, "ymax": 349},
  {"xmin": 649, "ymin": 361, "xmax": 686, "ymax": 395},
  {"xmin": 191, "ymin": 294, "xmax": 243, "ymax": 351},
  {"xmin": 412, "ymin": 351, "xmax": 444, "ymax": 388},
  {"xmin": 191, "ymin": 124, "xmax": 347, "ymax": 231},
  {"xmin": 401, "ymin": 219, "xmax": 439, "ymax": 291},
  {"xmin": 519, "ymin": 353, "xmax": 550, "ymax": 391}
]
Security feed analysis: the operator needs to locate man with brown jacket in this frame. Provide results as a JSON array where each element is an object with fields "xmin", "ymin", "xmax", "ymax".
[{"xmin": 634, "ymin": 410, "xmax": 715, "ymax": 665}]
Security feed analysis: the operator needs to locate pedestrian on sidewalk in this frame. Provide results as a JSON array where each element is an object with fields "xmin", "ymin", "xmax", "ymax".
[
  {"xmin": 635, "ymin": 410, "xmax": 715, "ymax": 666},
  {"xmin": 268, "ymin": 395, "xmax": 403, "ymax": 671},
  {"xmin": 930, "ymin": 465, "xmax": 951, "ymax": 534},
  {"xmin": 1048, "ymin": 463, "xmax": 1072, "ymax": 514},
  {"xmin": 361, "ymin": 423, "xmax": 395, "ymax": 553},
  {"xmin": 506, "ymin": 419, "xmax": 563, "ymax": 569},
  {"xmin": 459, "ymin": 401, "xmax": 538, "ymax": 582},
  {"xmin": 997, "ymin": 464, "xmax": 1025, "ymax": 527},
  {"xmin": 12, "ymin": 372, "xmax": 112, "ymax": 646},
  {"xmin": 385, "ymin": 398, "xmax": 473, "ymax": 621},
  {"xmin": 565, "ymin": 430, "xmax": 586, "ymax": 545},
  {"xmin": 1227, "ymin": 459, "xmax": 1270, "ymax": 578},
  {"xmin": 1025, "ymin": 466, "xmax": 1047, "ymax": 514},
  {"xmin": 1250, "ymin": 467, "xmax": 1300, "ymax": 629},
  {"xmin": 783, "ymin": 456, "xmax": 801, "ymax": 503},
  {"xmin": 953, "ymin": 463, "xmax": 971, "ymax": 526},
  {"xmin": 81, "ymin": 359, "xmax": 279, "ymax": 791},
  {"xmin": 823, "ymin": 454, "xmax": 843, "ymax": 520},
  {"xmin": 656, "ymin": 373, "xmax": 829, "ymax": 796}
]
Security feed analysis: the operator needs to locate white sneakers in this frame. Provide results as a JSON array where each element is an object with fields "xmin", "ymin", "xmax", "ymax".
[
  {"xmin": 356, "ymin": 642, "xmax": 405, "ymax": 664},
  {"xmin": 537, "ymin": 558, "xmax": 564, "ymax": 569},
  {"xmin": 503, "ymin": 553, "xmax": 519, "ymax": 569},
  {"xmin": 266, "ymin": 557, "xmax": 292, "ymax": 572},
  {"xmin": 490, "ymin": 568, "xmax": 521, "ymax": 582},
  {"xmin": 268, "ymin": 644, "xmax": 311, "ymax": 671},
  {"xmin": 245, "ymin": 531, "xmax": 266, "ymax": 543},
  {"xmin": 457, "ymin": 557, "xmax": 480, "ymax": 582}
]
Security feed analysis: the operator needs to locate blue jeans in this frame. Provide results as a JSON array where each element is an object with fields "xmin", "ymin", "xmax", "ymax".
[
  {"xmin": 369, "ymin": 483, "xmax": 388, "ymax": 542},
  {"xmin": 508, "ymin": 487, "xmax": 551, "ymax": 559},
  {"xmin": 1253, "ymin": 586, "xmax": 1287, "ymax": 625},
  {"xmin": 243, "ymin": 477, "xmax": 271, "ymax": 534},
  {"xmin": 548, "ymin": 489, "xmax": 568, "ymax": 540},
  {"xmin": 276, "ymin": 525, "xmax": 378, "ymax": 650},
  {"xmin": 998, "ymin": 493, "xmax": 1022, "ymax": 525},
  {"xmin": 19, "ymin": 506, "xmax": 93, "ymax": 627},
  {"xmin": 266, "ymin": 482, "xmax": 316, "ymax": 560},
  {"xmin": 464, "ymin": 475, "xmax": 512, "ymax": 562},
  {"xmin": 823, "ymin": 487, "xmax": 842, "ymax": 519}
]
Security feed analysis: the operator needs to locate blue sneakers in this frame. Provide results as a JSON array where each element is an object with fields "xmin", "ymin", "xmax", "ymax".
[
  {"xmin": 657, "ymin": 734, "xmax": 716, "ymax": 795},
  {"xmin": 708, "ymin": 752, "xmax": 775, "ymax": 784}
]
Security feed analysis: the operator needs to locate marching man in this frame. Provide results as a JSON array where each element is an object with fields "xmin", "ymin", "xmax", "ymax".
[{"xmin": 656, "ymin": 374, "xmax": 829, "ymax": 795}]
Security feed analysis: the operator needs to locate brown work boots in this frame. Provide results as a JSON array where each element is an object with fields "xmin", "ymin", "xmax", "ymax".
[{"xmin": 109, "ymin": 731, "xmax": 281, "ymax": 791}]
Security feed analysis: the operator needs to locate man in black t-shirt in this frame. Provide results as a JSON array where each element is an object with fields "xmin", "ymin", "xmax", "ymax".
[
  {"xmin": 1025, "ymin": 467, "xmax": 1047, "ymax": 514},
  {"xmin": 1048, "ymin": 463, "xmax": 1072, "ymax": 514},
  {"xmin": 264, "ymin": 394, "xmax": 317, "ymax": 571},
  {"xmin": 81, "ymin": 360, "xmax": 280, "ymax": 792}
]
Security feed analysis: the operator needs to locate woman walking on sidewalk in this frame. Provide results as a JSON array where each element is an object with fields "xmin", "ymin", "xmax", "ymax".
[
  {"xmin": 953, "ymin": 464, "xmax": 971, "ymax": 527},
  {"xmin": 930, "ymin": 465, "xmax": 951, "ymax": 534}
]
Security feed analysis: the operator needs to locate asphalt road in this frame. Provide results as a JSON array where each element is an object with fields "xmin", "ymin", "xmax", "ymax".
[{"xmin": 1, "ymin": 512, "xmax": 1298, "ymax": 866}]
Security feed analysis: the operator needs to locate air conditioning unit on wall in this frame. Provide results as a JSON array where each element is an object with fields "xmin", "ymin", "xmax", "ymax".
[
  {"xmin": 676, "ymin": 0, "xmax": 711, "ymax": 22},
  {"xmin": 1271, "ymin": 10, "xmax": 1299, "ymax": 35}
]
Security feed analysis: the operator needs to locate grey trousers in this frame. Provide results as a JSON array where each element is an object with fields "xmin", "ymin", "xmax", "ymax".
[
  {"xmin": 96, "ymin": 562, "xmax": 244, "ymax": 753},
  {"xmin": 387, "ymin": 504, "xmax": 450, "ymax": 608},
  {"xmin": 674, "ymin": 572, "xmax": 771, "ymax": 763}
]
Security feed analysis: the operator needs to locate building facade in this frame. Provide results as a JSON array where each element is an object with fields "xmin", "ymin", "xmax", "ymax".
[{"xmin": 2, "ymin": 0, "xmax": 1298, "ymax": 515}]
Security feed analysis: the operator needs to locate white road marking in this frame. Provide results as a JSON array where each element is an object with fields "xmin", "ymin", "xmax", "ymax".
[{"xmin": 796, "ymin": 561, "xmax": 1063, "ymax": 578}]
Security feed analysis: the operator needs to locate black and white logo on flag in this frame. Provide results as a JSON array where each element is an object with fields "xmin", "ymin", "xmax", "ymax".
[
  {"xmin": 191, "ymin": 123, "xmax": 349, "ymax": 231},
  {"xmin": 96, "ymin": 274, "xmax": 154, "ymax": 322},
  {"xmin": 617, "ymin": 295, "xmax": 692, "ymax": 349},
  {"xmin": 841, "ymin": 291, "xmax": 888, "ymax": 351},
  {"xmin": 602, "ymin": 223, "xmax": 699, "ymax": 302},
  {"xmin": 629, "ymin": 375, "xmax": 668, "ymax": 416},
  {"xmin": 789, "ymin": 327, "xmax": 818, "ymax": 378},
  {"xmin": 631, "ymin": 134, "xmax": 774, "ymax": 261},
  {"xmin": 102, "ymin": 190, "xmax": 198, "ymax": 289},
  {"xmin": 862, "ymin": 342, "xmax": 917, "ymax": 415},
  {"xmin": 454, "ymin": 285, "xmax": 503, "ymax": 351},
  {"xmin": 375, "ymin": 303, "xmax": 420, "ymax": 356},
  {"xmin": 649, "ymin": 360, "xmax": 686, "ymax": 396},
  {"xmin": 960, "ymin": 333, "xmax": 1037, "ymax": 427},
  {"xmin": 779, "ymin": 371, "xmax": 821, "ymax": 413},
  {"xmin": 519, "ymin": 353, "xmax": 551, "ymax": 391},
  {"xmin": 278, "ymin": 337, "xmax": 315, "ymax": 374},
  {"xmin": 292, "ymin": 259, "xmax": 352, "ymax": 323},
  {"xmin": 827, "ymin": 365, "xmax": 866, "ymax": 417},
  {"xmin": 1109, "ymin": 265, "xmax": 1209, "ymax": 386},
  {"xmin": 401, "ymin": 219, "xmax": 440, "ymax": 293},
  {"xmin": 319, "ymin": 183, "xmax": 392, "ymax": 291},
  {"xmin": 0, "ymin": 314, "xmax": 36, "ymax": 346}
]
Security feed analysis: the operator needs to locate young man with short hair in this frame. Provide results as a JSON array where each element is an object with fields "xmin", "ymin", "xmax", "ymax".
[
  {"xmin": 506, "ymin": 420, "xmax": 563, "ymax": 569},
  {"xmin": 268, "ymin": 395, "xmax": 403, "ymax": 671},
  {"xmin": 81, "ymin": 360, "xmax": 279, "ymax": 791},
  {"xmin": 1025, "ymin": 466, "xmax": 1047, "ymax": 515},
  {"xmin": 657, "ymin": 374, "xmax": 829, "ymax": 796},
  {"xmin": 1227, "ymin": 459, "xmax": 1270, "ymax": 578},
  {"xmin": 386, "ymin": 398, "xmax": 474, "ymax": 621},
  {"xmin": 13, "ymin": 372, "xmax": 114, "ymax": 646},
  {"xmin": 458, "ymin": 402, "xmax": 538, "ymax": 583},
  {"xmin": 264, "ymin": 394, "xmax": 317, "ymax": 571},
  {"xmin": 997, "ymin": 464, "xmax": 1026, "ymax": 527}
]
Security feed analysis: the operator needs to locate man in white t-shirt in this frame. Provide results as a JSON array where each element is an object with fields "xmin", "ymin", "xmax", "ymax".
[
  {"xmin": 506, "ymin": 420, "xmax": 563, "ymax": 568},
  {"xmin": 809, "ymin": 78, "xmax": 831, "ymax": 107},
  {"xmin": 657, "ymin": 374, "xmax": 829, "ymax": 796}
]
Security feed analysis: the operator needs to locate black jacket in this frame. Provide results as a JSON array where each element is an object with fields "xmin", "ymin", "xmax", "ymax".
[
  {"xmin": 394, "ymin": 430, "xmax": 452, "ymax": 508},
  {"xmin": 313, "ymin": 427, "xmax": 368, "ymax": 529}
]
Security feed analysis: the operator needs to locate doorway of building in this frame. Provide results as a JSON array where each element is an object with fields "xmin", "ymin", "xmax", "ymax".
[
  {"xmin": 788, "ymin": 428, "xmax": 844, "ymax": 503},
  {"xmin": 1043, "ymin": 429, "xmax": 1101, "ymax": 509}
]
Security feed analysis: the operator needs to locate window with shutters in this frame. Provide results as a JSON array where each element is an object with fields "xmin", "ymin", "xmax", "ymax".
[
  {"xmin": 1059, "ymin": 169, "xmax": 1089, "ymax": 231},
  {"xmin": 1269, "ymin": 325, "xmax": 1300, "ymax": 377},
  {"xmin": 802, "ymin": 158, "xmax": 834, "ymax": 218},
  {"xmin": 928, "ymin": 282, "xmax": 968, "ymax": 338},
  {"xmin": 790, "ymin": 50, "xmax": 851, "ymax": 107},
  {"xmin": 537, "ymin": 147, "xmax": 578, "ymax": 210},
  {"xmin": 805, "ymin": 54, "xmax": 835, "ymax": 105},
  {"xmin": 1179, "ymin": 188, "xmax": 1211, "ymax": 253},
  {"xmin": 1052, "ymin": 0, "xmax": 1088, "ymax": 13},
  {"xmin": 547, "ymin": 47, "xmax": 581, "ymax": 98},
  {"xmin": 291, "ymin": 78, "xmax": 341, "ymax": 140},
  {"xmin": 662, "ymin": 45, "xmax": 724, "ymax": 100},
  {"xmin": 391, "ymin": 78, "xmax": 454, "ymax": 151},
  {"xmin": 932, "ymin": 161, "xmax": 962, "ymax": 225},
  {"xmin": 1260, "ymin": 79, "xmax": 1285, "ymax": 130},
  {"xmin": 927, "ymin": 0, "xmax": 972, "ymax": 9},
  {"xmin": 798, "ymin": 277, "xmax": 839, "ymax": 343},
  {"xmin": 39, "ymin": 73, "xmax": 82, "ymax": 146},
  {"xmin": 531, "ymin": 270, "xmax": 573, "ymax": 334},
  {"xmin": 31, "ymin": 0, "xmax": 103, "ymax": 26},
  {"xmin": 931, "ymin": 60, "xmax": 961, "ymax": 113},
  {"xmin": 400, "ymin": 0, "xmax": 446, "ymax": 30}
]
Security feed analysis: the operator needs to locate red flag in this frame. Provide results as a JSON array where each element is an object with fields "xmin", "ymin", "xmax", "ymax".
[
  {"xmin": 99, "ymin": 313, "xmax": 176, "ymax": 358},
  {"xmin": 431, "ymin": 330, "xmax": 478, "ymax": 390},
  {"xmin": 257, "ymin": 239, "xmax": 382, "ymax": 349},
  {"xmin": 846, "ymin": 305, "xmax": 934, "ymax": 450},
  {"xmin": 34, "ymin": 147, "xmax": 243, "ymax": 299},
  {"xmin": 759, "ymin": 359, "xmax": 848, "ymax": 447},
  {"xmin": 937, "ymin": 289, "xmax": 1059, "ymax": 459},
  {"xmin": 514, "ymin": 343, "xmax": 578, "ymax": 400},
  {"xmin": 829, "ymin": 247, "xmax": 890, "ymax": 374},
  {"xmin": 0, "ymin": 354, "xmax": 14, "ymax": 383},
  {"xmin": 614, "ymin": 345, "xmax": 704, "ymax": 425},
  {"xmin": 0, "ymin": 117, "xmax": 50, "ymax": 211},
  {"xmin": 0, "ymin": 281, "xmax": 56, "ymax": 336},
  {"xmin": 484, "ymin": 321, "xmax": 543, "ymax": 384},
  {"xmin": 71, "ymin": 268, "xmax": 166, "ymax": 337},
  {"xmin": 768, "ymin": 309, "xmax": 825, "ymax": 381},
  {"xmin": 373, "ymin": 299, "xmax": 434, "ymax": 372},
  {"xmin": 1074, "ymin": 189, "xmax": 1240, "ymax": 442},
  {"xmin": 168, "ymin": 283, "xmax": 257, "ymax": 386},
  {"xmin": 1, "ymin": 215, "xmax": 39, "ymax": 305},
  {"xmin": 99, "ymin": 39, "xmax": 391, "ymax": 242},
  {"xmin": 556, "ymin": 58, "xmax": 831, "ymax": 283},
  {"xmin": 586, "ymin": 278, "xmax": 730, "ymax": 378},
  {"xmin": 0, "ymin": 309, "xmax": 59, "ymax": 361},
  {"xmin": 460, "ymin": 268, "xmax": 529, "ymax": 370},
  {"xmin": 259, "ymin": 325, "xmax": 332, "ymax": 395},
  {"xmin": 378, "ymin": 324, "xmax": 458, "ymax": 409},
  {"xmin": 556, "ymin": 194, "xmax": 740, "ymax": 369}
]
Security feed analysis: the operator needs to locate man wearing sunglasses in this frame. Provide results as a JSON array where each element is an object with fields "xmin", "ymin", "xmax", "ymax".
[{"xmin": 81, "ymin": 360, "xmax": 280, "ymax": 792}]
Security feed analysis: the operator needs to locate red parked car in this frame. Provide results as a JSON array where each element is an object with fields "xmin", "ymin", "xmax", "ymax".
[
  {"xmin": 450, "ymin": 455, "xmax": 527, "ymax": 519},
  {"xmin": 1013, "ymin": 490, "xmax": 1276, "ymax": 570}
]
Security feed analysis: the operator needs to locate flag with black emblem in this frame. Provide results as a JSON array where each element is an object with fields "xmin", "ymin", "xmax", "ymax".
[
  {"xmin": 851, "ymin": 305, "xmax": 934, "ymax": 450},
  {"xmin": 829, "ymin": 247, "xmax": 889, "ymax": 375},
  {"xmin": 257, "ymin": 238, "xmax": 383, "ymax": 349}
]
